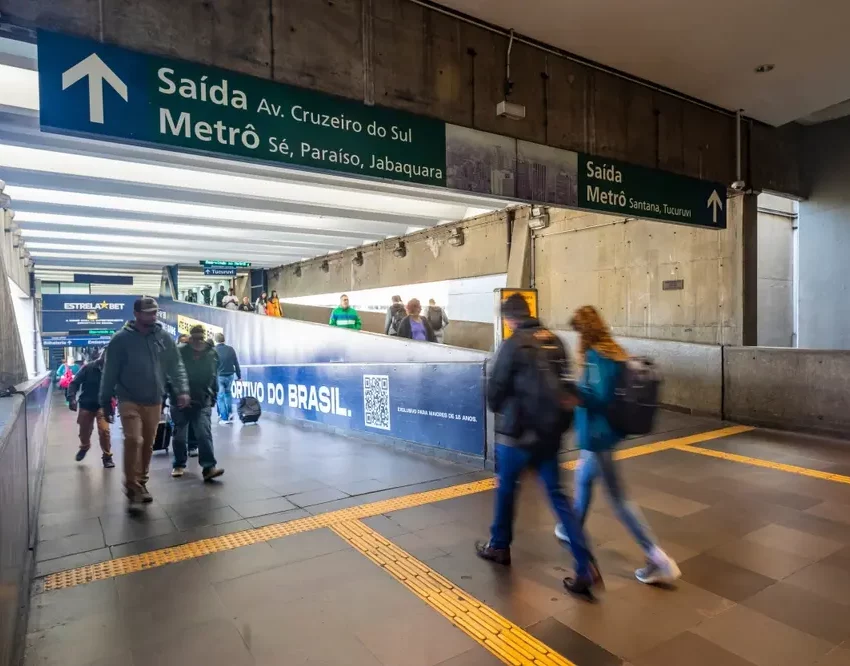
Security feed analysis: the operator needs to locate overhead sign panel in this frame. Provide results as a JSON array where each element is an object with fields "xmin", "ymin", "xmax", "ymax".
[
  {"xmin": 200, "ymin": 260, "xmax": 252, "ymax": 268},
  {"xmin": 41, "ymin": 294, "xmax": 138, "ymax": 333},
  {"xmin": 578, "ymin": 155, "xmax": 726, "ymax": 229},
  {"xmin": 37, "ymin": 30, "xmax": 447, "ymax": 187},
  {"xmin": 37, "ymin": 30, "xmax": 726, "ymax": 229}
]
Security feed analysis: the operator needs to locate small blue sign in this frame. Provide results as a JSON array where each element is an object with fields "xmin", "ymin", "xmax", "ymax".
[
  {"xmin": 235, "ymin": 363, "xmax": 485, "ymax": 456},
  {"xmin": 204, "ymin": 267, "xmax": 237, "ymax": 277},
  {"xmin": 43, "ymin": 335, "xmax": 113, "ymax": 347}
]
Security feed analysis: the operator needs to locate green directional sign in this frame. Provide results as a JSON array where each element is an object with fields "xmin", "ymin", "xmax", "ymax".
[
  {"xmin": 578, "ymin": 155, "xmax": 727, "ymax": 229},
  {"xmin": 200, "ymin": 260, "xmax": 251, "ymax": 268},
  {"xmin": 38, "ymin": 31, "xmax": 447, "ymax": 187}
]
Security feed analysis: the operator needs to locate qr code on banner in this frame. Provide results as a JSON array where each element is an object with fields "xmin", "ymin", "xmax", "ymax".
[{"xmin": 363, "ymin": 375, "xmax": 391, "ymax": 431}]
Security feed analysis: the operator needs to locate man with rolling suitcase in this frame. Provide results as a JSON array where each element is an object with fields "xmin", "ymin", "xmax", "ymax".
[{"xmin": 171, "ymin": 325, "xmax": 224, "ymax": 481}]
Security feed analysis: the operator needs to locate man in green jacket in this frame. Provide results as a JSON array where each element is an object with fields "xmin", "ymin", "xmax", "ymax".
[
  {"xmin": 329, "ymin": 294, "xmax": 362, "ymax": 330},
  {"xmin": 100, "ymin": 297, "xmax": 189, "ymax": 508},
  {"xmin": 171, "ymin": 325, "xmax": 225, "ymax": 481}
]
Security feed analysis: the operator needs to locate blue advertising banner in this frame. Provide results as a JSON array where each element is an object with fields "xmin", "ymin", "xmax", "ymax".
[
  {"xmin": 235, "ymin": 363, "xmax": 485, "ymax": 456},
  {"xmin": 41, "ymin": 294, "xmax": 139, "ymax": 333}
]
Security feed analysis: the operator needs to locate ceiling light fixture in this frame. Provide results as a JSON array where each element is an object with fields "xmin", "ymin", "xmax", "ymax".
[
  {"xmin": 754, "ymin": 64, "xmax": 775, "ymax": 74},
  {"xmin": 321, "ymin": 260, "xmax": 330, "ymax": 273},
  {"xmin": 294, "ymin": 265, "xmax": 302, "ymax": 277},
  {"xmin": 448, "ymin": 228, "xmax": 465, "ymax": 247},
  {"xmin": 392, "ymin": 241, "xmax": 407, "ymax": 258},
  {"xmin": 352, "ymin": 251, "xmax": 364, "ymax": 266}
]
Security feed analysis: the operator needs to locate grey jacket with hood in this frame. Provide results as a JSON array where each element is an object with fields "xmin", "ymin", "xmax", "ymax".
[{"xmin": 99, "ymin": 321, "xmax": 189, "ymax": 408}]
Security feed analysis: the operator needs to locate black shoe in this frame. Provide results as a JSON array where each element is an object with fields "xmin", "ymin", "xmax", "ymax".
[
  {"xmin": 475, "ymin": 541, "xmax": 511, "ymax": 566},
  {"xmin": 75, "ymin": 448, "xmax": 88, "ymax": 462},
  {"xmin": 563, "ymin": 575, "xmax": 596, "ymax": 602},
  {"xmin": 102, "ymin": 454, "xmax": 115, "ymax": 468},
  {"xmin": 139, "ymin": 484, "xmax": 153, "ymax": 503}
]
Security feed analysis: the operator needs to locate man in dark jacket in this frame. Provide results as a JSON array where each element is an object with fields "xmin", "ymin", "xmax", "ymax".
[
  {"xmin": 68, "ymin": 349, "xmax": 115, "ymax": 468},
  {"xmin": 171, "ymin": 325, "xmax": 224, "ymax": 481},
  {"xmin": 476, "ymin": 294, "xmax": 598, "ymax": 599},
  {"xmin": 214, "ymin": 332, "xmax": 241, "ymax": 424},
  {"xmin": 100, "ymin": 297, "xmax": 190, "ymax": 507},
  {"xmin": 384, "ymin": 295, "xmax": 406, "ymax": 336}
]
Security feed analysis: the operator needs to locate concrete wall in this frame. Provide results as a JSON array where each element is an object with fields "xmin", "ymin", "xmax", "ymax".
[
  {"xmin": 282, "ymin": 302, "xmax": 493, "ymax": 351},
  {"xmin": 798, "ymin": 116, "xmax": 850, "ymax": 349},
  {"xmin": 724, "ymin": 347, "xmax": 850, "ymax": 436},
  {"xmin": 0, "ymin": 210, "xmax": 27, "ymax": 386},
  {"xmin": 756, "ymin": 194, "xmax": 795, "ymax": 347},
  {"xmin": 270, "ymin": 210, "xmax": 509, "ymax": 298},
  {"xmin": 0, "ymin": 0, "xmax": 801, "ymax": 196},
  {"xmin": 533, "ymin": 200, "xmax": 746, "ymax": 345}
]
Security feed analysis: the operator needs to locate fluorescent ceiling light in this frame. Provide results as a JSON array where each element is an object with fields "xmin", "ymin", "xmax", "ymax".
[
  {"xmin": 0, "ymin": 64, "xmax": 39, "ymax": 110},
  {"xmin": 0, "ymin": 144, "xmax": 487, "ymax": 220},
  {"xmin": 27, "ymin": 243, "xmax": 289, "ymax": 260},
  {"xmin": 7, "ymin": 186, "xmax": 405, "ymax": 236}
]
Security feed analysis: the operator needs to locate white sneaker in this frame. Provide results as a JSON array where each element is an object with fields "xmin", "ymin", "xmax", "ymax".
[
  {"xmin": 219, "ymin": 418, "xmax": 229, "ymax": 425},
  {"xmin": 554, "ymin": 523, "xmax": 571, "ymax": 543},
  {"xmin": 171, "ymin": 467, "xmax": 185, "ymax": 478},
  {"xmin": 636, "ymin": 550, "xmax": 681, "ymax": 585}
]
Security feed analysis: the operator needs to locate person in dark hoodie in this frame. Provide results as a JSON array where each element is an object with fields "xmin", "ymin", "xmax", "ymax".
[
  {"xmin": 100, "ymin": 297, "xmax": 190, "ymax": 508},
  {"xmin": 476, "ymin": 293, "xmax": 600, "ymax": 600},
  {"xmin": 171, "ymin": 324, "xmax": 224, "ymax": 481},
  {"xmin": 67, "ymin": 349, "xmax": 115, "ymax": 468},
  {"xmin": 384, "ymin": 295, "xmax": 406, "ymax": 336}
]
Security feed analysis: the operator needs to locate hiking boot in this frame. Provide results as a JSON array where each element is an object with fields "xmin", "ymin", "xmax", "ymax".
[
  {"xmin": 475, "ymin": 541, "xmax": 511, "ymax": 566},
  {"xmin": 75, "ymin": 448, "xmax": 88, "ymax": 462},
  {"xmin": 202, "ymin": 467, "xmax": 224, "ymax": 482},
  {"xmin": 102, "ymin": 454, "xmax": 115, "ymax": 468},
  {"xmin": 563, "ymin": 575, "xmax": 596, "ymax": 602},
  {"xmin": 188, "ymin": 448, "xmax": 199, "ymax": 458},
  {"xmin": 138, "ymin": 484, "xmax": 153, "ymax": 503},
  {"xmin": 171, "ymin": 467, "xmax": 185, "ymax": 478},
  {"xmin": 636, "ymin": 557, "xmax": 681, "ymax": 585}
]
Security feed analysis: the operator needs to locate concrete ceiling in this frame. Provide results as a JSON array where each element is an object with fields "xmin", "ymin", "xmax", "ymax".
[
  {"xmin": 430, "ymin": 0, "xmax": 850, "ymax": 127},
  {"xmin": 0, "ymin": 39, "xmax": 502, "ymax": 290}
]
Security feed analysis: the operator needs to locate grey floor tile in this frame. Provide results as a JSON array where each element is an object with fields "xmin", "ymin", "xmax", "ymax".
[
  {"xmin": 269, "ymin": 477, "xmax": 328, "ymax": 496},
  {"xmin": 815, "ymin": 645, "xmax": 850, "ymax": 666},
  {"xmin": 356, "ymin": 603, "xmax": 476, "ymax": 666},
  {"xmin": 25, "ymin": 611, "xmax": 130, "ymax": 666},
  {"xmin": 743, "ymin": 581, "xmax": 850, "ymax": 643},
  {"xmin": 391, "ymin": 531, "xmax": 450, "ymax": 561},
  {"xmin": 361, "ymin": 514, "xmax": 410, "ymax": 538},
  {"xmin": 783, "ymin": 561, "xmax": 850, "ymax": 607},
  {"xmin": 744, "ymin": 523, "xmax": 845, "ymax": 560},
  {"xmin": 693, "ymin": 605, "xmax": 834, "ymax": 666},
  {"xmin": 230, "ymin": 495, "xmax": 298, "ymax": 518},
  {"xmin": 35, "ymin": 547, "xmax": 112, "ymax": 578},
  {"xmin": 109, "ymin": 530, "xmax": 190, "ymax": 559},
  {"xmin": 632, "ymin": 631, "xmax": 755, "ymax": 666},
  {"xmin": 36, "ymin": 531, "xmax": 107, "ymax": 562},
  {"xmin": 268, "ymin": 527, "xmax": 350, "ymax": 564},
  {"xmin": 28, "ymin": 579, "xmax": 119, "ymax": 633},
  {"xmin": 131, "ymin": 617, "xmax": 253, "ymax": 666},
  {"xmin": 678, "ymin": 553, "xmax": 777, "ymax": 602},
  {"xmin": 198, "ymin": 542, "xmax": 287, "ymax": 584},
  {"xmin": 170, "ymin": 506, "xmax": 242, "ymax": 531},
  {"xmin": 37, "ymin": 517, "xmax": 103, "ymax": 543},
  {"xmin": 526, "ymin": 616, "xmax": 622, "ymax": 666},
  {"xmin": 707, "ymin": 537, "xmax": 815, "ymax": 579},
  {"xmin": 287, "ymin": 487, "xmax": 350, "ymax": 507},
  {"xmin": 247, "ymin": 507, "xmax": 311, "ymax": 528},
  {"xmin": 178, "ymin": 518, "xmax": 254, "ymax": 543},
  {"xmin": 435, "ymin": 645, "xmax": 504, "ymax": 666},
  {"xmin": 332, "ymin": 478, "xmax": 394, "ymax": 496},
  {"xmin": 384, "ymin": 504, "xmax": 457, "ymax": 531},
  {"xmin": 100, "ymin": 516, "xmax": 178, "ymax": 546}
]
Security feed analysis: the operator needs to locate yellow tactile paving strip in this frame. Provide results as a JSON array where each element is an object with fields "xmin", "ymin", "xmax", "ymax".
[
  {"xmin": 333, "ymin": 519, "xmax": 576, "ymax": 666},
  {"xmin": 42, "ymin": 425, "xmax": 751, "ymax": 591},
  {"xmin": 677, "ymin": 444, "xmax": 850, "ymax": 485}
]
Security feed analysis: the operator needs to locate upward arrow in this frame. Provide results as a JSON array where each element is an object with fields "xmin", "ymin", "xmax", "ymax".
[
  {"xmin": 707, "ymin": 189, "xmax": 724, "ymax": 224},
  {"xmin": 62, "ymin": 53, "xmax": 128, "ymax": 124}
]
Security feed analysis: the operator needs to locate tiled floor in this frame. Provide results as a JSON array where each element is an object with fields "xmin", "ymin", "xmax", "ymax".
[{"xmin": 25, "ymin": 399, "xmax": 850, "ymax": 666}]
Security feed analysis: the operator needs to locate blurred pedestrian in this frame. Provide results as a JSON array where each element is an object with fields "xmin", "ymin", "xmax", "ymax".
[
  {"xmin": 384, "ymin": 295, "xmax": 406, "ymax": 336},
  {"xmin": 329, "ymin": 294, "xmax": 362, "ymax": 330},
  {"xmin": 214, "ymin": 332, "xmax": 241, "ymax": 425},
  {"xmin": 397, "ymin": 298, "xmax": 436, "ymax": 342},
  {"xmin": 425, "ymin": 298, "xmax": 449, "ymax": 343},
  {"xmin": 67, "ymin": 349, "xmax": 115, "ymax": 468}
]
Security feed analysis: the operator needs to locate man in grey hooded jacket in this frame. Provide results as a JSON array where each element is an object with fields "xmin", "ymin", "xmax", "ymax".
[{"xmin": 100, "ymin": 297, "xmax": 189, "ymax": 507}]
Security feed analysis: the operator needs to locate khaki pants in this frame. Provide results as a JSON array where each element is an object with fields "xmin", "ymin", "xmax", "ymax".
[
  {"xmin": 77, "ymin": 408, "xmax": 112, "ymax": 455},
  {"xmin": 119, "ymin": 401, "xmax": 161, "ymax": 493}
]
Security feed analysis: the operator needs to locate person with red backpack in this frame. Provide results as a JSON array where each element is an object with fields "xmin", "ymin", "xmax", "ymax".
[
  {"xmin": 559, "ymin": 305, "xmax": 680, "ymax": 586},
  {"xmin": 476, "ymin": 294, "xmax": 600, "ymax": 600}
]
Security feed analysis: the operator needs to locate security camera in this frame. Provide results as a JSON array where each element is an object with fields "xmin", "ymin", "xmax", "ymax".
[{"xmin": 730, "ymin": 180, "xmax": 746, "ymax": 192}]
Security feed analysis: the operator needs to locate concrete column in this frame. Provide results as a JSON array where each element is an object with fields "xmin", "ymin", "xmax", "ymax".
[
  {"xmin": 505, "ymin": 217, "xmax": 532, "ymax": 288},
  {"xmin": 0, "ymin": 208, "xmax": 28, "ymax": 387},
  {"xmin": 741, "ymin": 192, "xmax": 759, "ymax": 346}
]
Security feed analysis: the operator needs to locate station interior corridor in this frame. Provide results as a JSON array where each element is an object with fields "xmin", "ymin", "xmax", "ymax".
[{"xmin": 26, "ymin": 396, "xmax": 850, "ymax": 666}]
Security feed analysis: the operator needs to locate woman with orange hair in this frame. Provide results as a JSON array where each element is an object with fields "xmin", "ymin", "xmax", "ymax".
[{"xmin": 558, "ymin": 305, "xmax": 680, "ymax": 586}]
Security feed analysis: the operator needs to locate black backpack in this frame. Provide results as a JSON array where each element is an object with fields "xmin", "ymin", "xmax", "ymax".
[
  {"xmin": 515, "ymin": 330, "xmax": 574, "ymax": 440},
  {"xmin": 428, "ymin": 306, "xmax": 444, "ymax": 331},
  {"xmin": 388, "ymin": 304, "xmax": 406, "ymax": 335},
  {"xmin": 607, "ymin": 357, "xmax": 661, "ymax": 435},
  {"xmin": 238, "ymin": 396, "xmax": 262, "ymax": 424}
]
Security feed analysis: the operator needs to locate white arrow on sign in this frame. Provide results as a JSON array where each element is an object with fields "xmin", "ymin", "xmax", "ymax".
[
  {"xmin": 61, "ymin": 53, "xmax": 128, "ymax": 124},
  {"xmin": 707, "ymin": 189, "xmax": 724, "ymax": 224}
]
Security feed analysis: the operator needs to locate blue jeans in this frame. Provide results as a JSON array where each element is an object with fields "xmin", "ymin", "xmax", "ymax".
[
  {"xmin": 217, "ymin": 374, "xmax": 235, "ymax": 421},
  {"xmin": 172, "ymin": 405, "xmax": 217, "ymax": 470},
  {"xmin": 574, "ymin": 449, "xmax": 655, "ymax": 554},
  {"xmin": 490, "ymin": 443, "xmax": 592, "ymax": 578}
]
